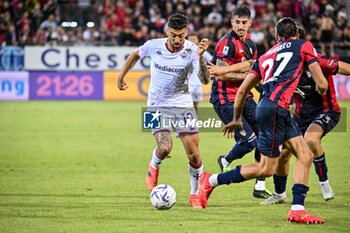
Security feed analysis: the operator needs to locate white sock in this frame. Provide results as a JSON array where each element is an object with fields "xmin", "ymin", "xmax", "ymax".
[
  {"xmin": 221, "ymin": 156, "xmax": 230, "ymax": 168},
  {"xmin": 150, "ymin": 148, "xmax": 163, "ymax": 169},
  {"xmin": 209, "ymin": 174, "xmax": 219, "ymax": 187},
  {"xmin": 254, "ymin": 179, "xmax": 266, "ymax": 191},
  {"xmin": 188, "ymin": 163, "xmax": 203, "ymax": 195},
  {"xmin": 319, "ymin": 180, "xmax": 329, "ymax": 185},
  {"xmin": 291, "ymin": 204, "xmax": 305, "ymax": 211}
]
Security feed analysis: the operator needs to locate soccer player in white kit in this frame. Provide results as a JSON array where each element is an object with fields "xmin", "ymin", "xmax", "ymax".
[{"xmin": 117, "ymin": 13, "xmax": 210, "ymax": 208}]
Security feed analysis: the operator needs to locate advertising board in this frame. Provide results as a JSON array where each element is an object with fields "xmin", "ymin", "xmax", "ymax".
[
  {"xmin": 24, "ymin": 46, "xmax": 150, "ymax": 71},
  {"xmin": 0, "ymin": 71, "xmax": 29, "ymax": 100},
  {"xmin": 29, "ymin": 71, "xmax": 103, "ymax": 100},
  {"xmin": 104, "ymin": 71, "xmax": 213, "ymax": 100}
]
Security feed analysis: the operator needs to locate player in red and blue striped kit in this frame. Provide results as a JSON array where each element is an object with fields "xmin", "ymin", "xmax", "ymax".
[
  {"xmin": 295, "ymin": 55, "xmax": 349, "ymax": 199},
  {"xmin": 262, "ymin": 29, "xmax": 350, "ymax": 205},
  {"xmin": 209, "ymin": 6, "xmax": 271, "ymax": 198},
  {"xmin": 200, "ymin": 17, "xmax": 328, "ymax": 224}
]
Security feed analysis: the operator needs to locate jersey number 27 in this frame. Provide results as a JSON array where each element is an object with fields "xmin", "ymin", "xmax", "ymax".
[{"xmin": 261, "ymin": 52, "xmax": 293, "ymax": 83}]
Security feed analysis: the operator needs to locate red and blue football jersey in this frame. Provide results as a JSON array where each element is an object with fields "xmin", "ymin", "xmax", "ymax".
[
  {"xmin": 210, "ymin": 31, "xmax": 257, "ymax": 105},
  {"xmin": 294, "ymin": 54, "xmax": 340, "ymax": 118},
  {"xmin": 251, "ymin": 39, "xmax": 318, "ymax": 110}
]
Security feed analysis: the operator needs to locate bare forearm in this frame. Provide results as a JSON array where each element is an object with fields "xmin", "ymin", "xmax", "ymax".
[
  {"xmin": 233, "ymin": 92, "xmax": 246, "ymax": 121},
  {"xmin": 198, "ymin": 56, "xmax": 210, "ymax": 85},
  {"xmin": 338, "ymin": 61, "xmax": 350, "ymax": 75},
  {"xmin": 308, "ymin": 62, "xmax": 328, "ymax": 95},
  {"xmin": 233, "ymin": 74, "xmax": 260, "ymax": 121},
  {"xmin": 118, "ymin": 50, "xmax": 140, "ymax": 79},
  {"xmin": 217, "ymin": 60, "xmax": 251, "ymax": 73},
  {"xmin": 225, "ymin": 60, "xmax": 252, "ymax": 73},
  {"xmin": 218, "ymin": 72, "xmax": 247, "ymax": 82}
]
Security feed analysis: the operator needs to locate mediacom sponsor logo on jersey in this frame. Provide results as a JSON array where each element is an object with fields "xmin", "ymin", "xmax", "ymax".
[{"xmin": 154, "ymin": 63, "xmax": 185, "ymax": 73}]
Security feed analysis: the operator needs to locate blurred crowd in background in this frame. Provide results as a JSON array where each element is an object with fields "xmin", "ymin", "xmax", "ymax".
[{"xmin": 0, "ymin": 0, "xmax": 349, "ymax": 57}]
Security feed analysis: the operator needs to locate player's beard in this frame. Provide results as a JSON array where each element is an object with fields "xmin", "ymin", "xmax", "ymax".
[
  {"xmin": 237, "ymin": 29, "xmax": 246, "ymax": 38},
  {"xmin": 172, "ymin": 43, "xmax": 182, "ymax": 51}
]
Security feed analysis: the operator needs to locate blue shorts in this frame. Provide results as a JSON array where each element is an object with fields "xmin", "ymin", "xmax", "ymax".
[
  {"xmin": 257, "ymin": 99, "xmax": 301, "ymax": 157},
  {"xmin": 294, "ymin": 111, "xmax": 341, "ymax": 136},
  {"xmin": 213, "ymin": 97, "xmax": 258, "ymax": 143}
]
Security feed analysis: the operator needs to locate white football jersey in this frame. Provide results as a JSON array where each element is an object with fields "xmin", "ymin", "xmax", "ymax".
[{"xmin": 138, "ymin": 38, "xmax": 200, "ymax": 107}]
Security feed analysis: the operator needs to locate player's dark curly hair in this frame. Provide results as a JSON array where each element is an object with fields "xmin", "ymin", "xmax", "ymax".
[
  {"xmin": 276, "ymin": 17, "xmax": 297, "ymax": 38},
  {"xmin": 297, "ymin": 27, "xmax": 306, "ymax": 40},
  {"xmin": 167, "ymin": 13, "xmax": 188, "ymax": 30},
  {"xmin": 232, "ymin": 6, "xmax": 251, "ymax": 18}
]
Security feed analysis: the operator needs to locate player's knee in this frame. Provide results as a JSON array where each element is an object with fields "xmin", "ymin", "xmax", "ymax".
[
  {"xmin": 305, "ymin": 151, "xmax": 313, "ymax": 166},
  {"xmin": 257, "ymin": 159, "xmax": 276, "ymax": 177},
  {"xmin": 304, "ymin": 136, "xmax": 320, "ymax": 150},
  {"xmin": 259, "ymin": 168, "xmax": 275, "ymax": 177},
  {"xmin": 300, "ymin": 149, "xmax": 313, "ymax": 166}
]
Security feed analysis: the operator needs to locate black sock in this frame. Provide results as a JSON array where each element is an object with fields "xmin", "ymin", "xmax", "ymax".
[
  {"xmin": 313, "ymin": 153, "xmax": 328, "ymax": 182},
  {"xmin": 218, "ymin": 165, "xmax": 246, "ymax": 184},
  {"xmin": 273, "ymin": 174, "xmax": 287, "ymax": 194},
  {"xmin": 292, "ymin": 183, "xmax": 309, "ymax": 206}
]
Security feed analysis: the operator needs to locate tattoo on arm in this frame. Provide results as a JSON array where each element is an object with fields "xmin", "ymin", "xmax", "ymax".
[
  {"xmin": 216, "ymin": 59, "xmax": 229, "ymax": 66},
  {"xmin": 198, "ymin": 57, "xmax": 210, "ymax": 85},
  {"xmin": 216, "ymin": 59, "xmax": 247, "ymax": 82},
  {"xmin": 222, "ymin": 72, "xmax": 247, "ymax": 81}
]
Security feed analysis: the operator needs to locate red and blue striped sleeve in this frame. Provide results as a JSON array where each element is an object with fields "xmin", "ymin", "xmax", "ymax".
[
  {"xmin": 300, "ymin": 41, "xmax": 318, "ymax": 65},
  {"xmin": 250, "ymin": 59, "xmax": 261, "ymax": 78},
  {"xmin": 215, "ymin": 38, "xmax": 234, "ymax": 60},
  {"xmin": 317, "ymin": 54, "xmax": 339, "ymax": 75}
]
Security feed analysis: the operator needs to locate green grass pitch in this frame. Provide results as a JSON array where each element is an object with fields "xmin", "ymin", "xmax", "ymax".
[{"xmin": 0, "ymin": 100, "xmax": 349, "ymax": 233}]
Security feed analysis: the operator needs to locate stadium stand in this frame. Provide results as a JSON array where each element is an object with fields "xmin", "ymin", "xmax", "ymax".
[{"xmin": 0, "ymin": 0, "xmax": 349, "ymax": 59}]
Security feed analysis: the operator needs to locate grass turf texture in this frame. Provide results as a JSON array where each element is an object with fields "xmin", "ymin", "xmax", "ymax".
[{"xmin": 0, "ymin": 101, "xmax": 349, "ymax": 233}]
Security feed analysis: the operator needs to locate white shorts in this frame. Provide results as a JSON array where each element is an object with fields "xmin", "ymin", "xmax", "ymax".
[
  {"xmin": 189, "ymin": 85, "xmax": 203, "ymax": 102},
  {"xmin": 147, "ymin": 107, "xmax": 199, "ymax": 135}
]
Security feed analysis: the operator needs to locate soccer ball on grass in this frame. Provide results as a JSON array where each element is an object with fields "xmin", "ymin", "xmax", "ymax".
[{"xmin": 150, "ymin": 184, "xmax": 177, "ymax": 210}]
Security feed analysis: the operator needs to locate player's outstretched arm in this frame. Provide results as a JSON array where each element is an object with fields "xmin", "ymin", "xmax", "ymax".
[
  {"xmin": 338, "ymin": 61, "xmax": 350, "ymax": 75},
  {"xmin": 215, "ymin": 72, "xmax": 248, "ymax": 82},
  {"xmin": 197, "ymin": 38, "xmax": 211, "ymax": 85},
  {"xmin": 222, "ymin": 73, "xmax": 260, "ymax": 138},
  {"xmin": 308, "ymin": 62, "xmax": 328, "ymax": 95},
  {"xmin": 208, "ymin": 60, "xmax": 252, "ymax": 76},
  {"xmin": 117, "ymin": 50, "xmax": 140, "ymax": 90},
  {"xmin": 210, "ymin": 60, "xmax": 251, "ymax": 82}
]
